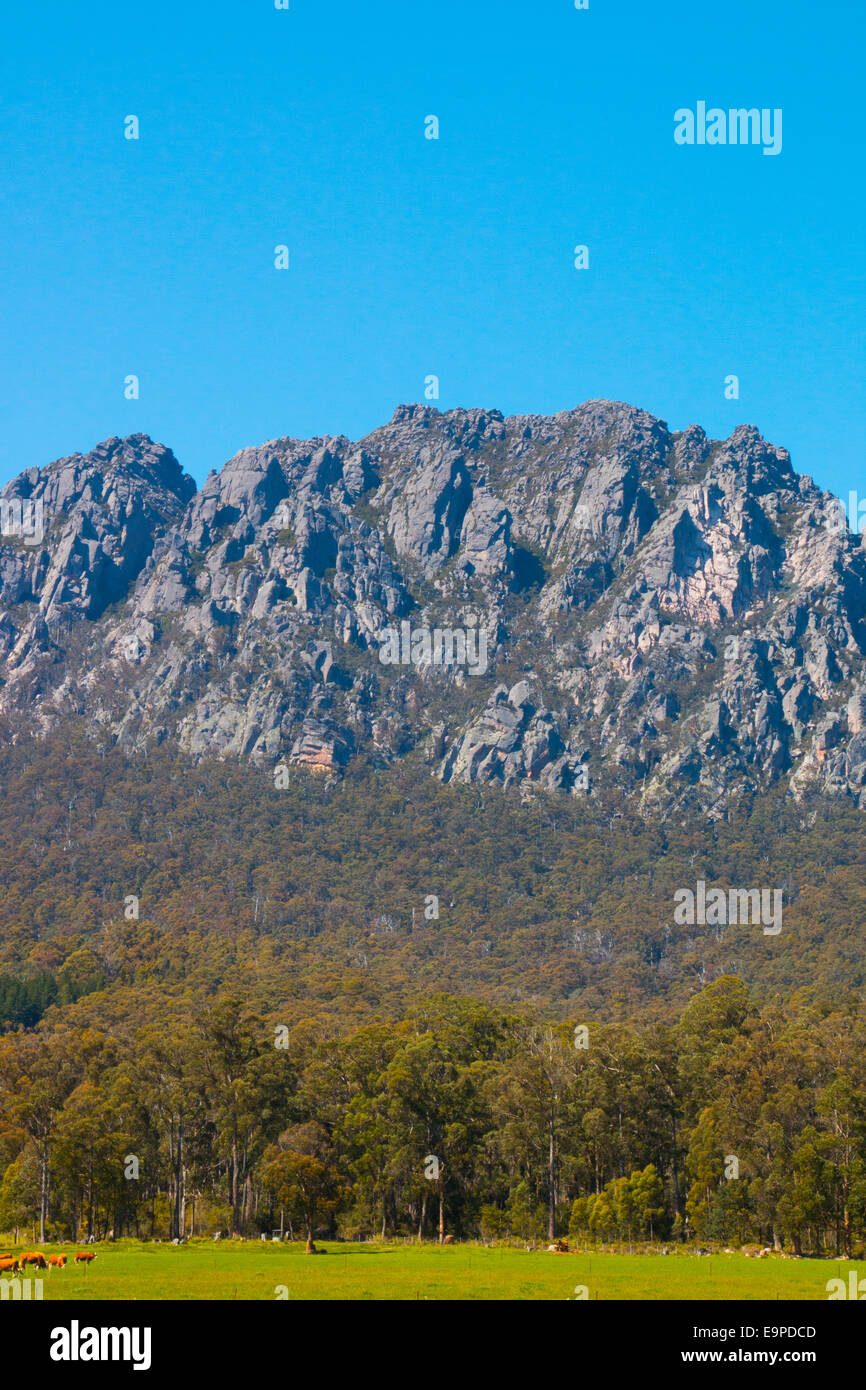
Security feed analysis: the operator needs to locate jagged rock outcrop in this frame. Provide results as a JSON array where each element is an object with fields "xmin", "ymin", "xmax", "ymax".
[{"xmin": 2, "ymin": 399, "xmax": 865, "ymax": 814}]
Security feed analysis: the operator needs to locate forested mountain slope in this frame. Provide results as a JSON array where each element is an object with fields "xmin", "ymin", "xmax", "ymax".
[{"xmin": 0, "ymin": 735, "xmax": 863, "ymax": 1034}]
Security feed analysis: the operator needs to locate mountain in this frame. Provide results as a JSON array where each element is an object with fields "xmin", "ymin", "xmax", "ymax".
[{"xmin": 2, "ymin": 400, "xmax": 865, "ymax": 815}]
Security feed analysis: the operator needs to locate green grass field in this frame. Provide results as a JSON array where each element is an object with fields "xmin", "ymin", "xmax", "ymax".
[{"xmin": 2, "ymin": 1241, "xmax": 863, "ymax": 1301}]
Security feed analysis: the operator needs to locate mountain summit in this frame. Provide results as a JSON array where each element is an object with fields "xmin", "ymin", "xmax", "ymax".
[{"xmin": 2, "ymin": 400, "xmax": 864, "ymax": 814}]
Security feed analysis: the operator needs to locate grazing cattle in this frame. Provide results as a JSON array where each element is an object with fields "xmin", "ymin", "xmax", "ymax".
[
  {"xmin": 442, "ymin": 1234, "xmax": 455, "ymax": 1245},
  {"xmin": 0, "ymin": 1257, "xmax": 20, "ymax": 1274},
  {"xmin": 48, "ymin": 1254, "xmax": 67, "ymax": 1269},
  {"xmin": 547, "ymin": 1238, "xmax": 570, "ymax": 1253},
  {"xmin": 74, "ymin": 1252, "xmax": 97, "ymax": 1265},
  {"xmin": 20, "ymin": 1251, "xmax": 47, "ymax": 1269}
]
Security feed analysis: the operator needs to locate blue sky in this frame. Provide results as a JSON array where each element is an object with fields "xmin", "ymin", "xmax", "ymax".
[{"xmin": 1, "ymin": 0, "xmax": 863, "ymax": 504}]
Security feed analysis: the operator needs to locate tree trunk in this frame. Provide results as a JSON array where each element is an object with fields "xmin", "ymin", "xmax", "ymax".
[
  {"xmin": 231, "ymin": 1133, "xmax": 240, "ymax": 1235},
  {"xmin": 548, "ymin": 1106, "xmax": 556, "ymax": 1242},
  {"xmin": 39, "ymin": 1140, "xmax": 49, "ymax": 1243},
  {"xmin": 438, "ymin": 1185, "xmax": 445, "ymax": 1245},
  {"xmin": 418, "ymin": 1192, "xmax": 426, "ymax": 1243},
  {"xmin": 174, "ymin": 1116, "xmax": 184, "ymax": 1241},
  {"xmin": 671, "ymin": 1113, "xmax": 682, "ymax": 1221}
]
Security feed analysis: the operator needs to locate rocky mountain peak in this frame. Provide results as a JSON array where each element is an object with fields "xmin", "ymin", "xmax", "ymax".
[{"xmin": 1, "ymin": 403, "xmax": 863, "ymax": 815}]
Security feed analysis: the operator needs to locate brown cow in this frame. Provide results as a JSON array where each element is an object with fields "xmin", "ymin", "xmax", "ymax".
[
  {"xmin": 0, "ymin": 1256, "xmax": 20, "ymax": 1274},
  {"xmin": 74, "ymin": 1252, "xmax": 97, "ymax": 1265},
  {"xmin": 20, "ymin": 1251, "xmax": 47, "ymax": 1269},
  {"xmin": 48, "ymin": 1254, "xmax": 67, "ymax": 1269}
]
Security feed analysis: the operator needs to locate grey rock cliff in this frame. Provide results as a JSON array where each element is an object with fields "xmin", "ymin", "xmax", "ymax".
[{"xmin": 2, "ymin": 400, "xmax": 864, "ymax": 814}]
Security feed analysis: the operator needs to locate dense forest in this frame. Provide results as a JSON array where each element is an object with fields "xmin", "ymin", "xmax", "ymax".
[
  {"xmin": 0, "ymin": 732, "xmax": 863, "ymax": 1251},
  {"xmin": 0, "ymin": 732, "xmax": 864, "ymax": 1029},
  {"xmin": 0, "ymin": 988, "xmax": 863, "ymax": 1254}
]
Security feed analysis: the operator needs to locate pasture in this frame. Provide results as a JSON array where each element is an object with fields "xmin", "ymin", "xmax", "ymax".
[{"xmin": 1, "ymin": 1240, "xmax": 862, "ymax": 1300}]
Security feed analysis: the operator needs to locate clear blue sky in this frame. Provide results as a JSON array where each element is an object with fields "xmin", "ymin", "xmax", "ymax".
[{"xmin": 1, "ymin": 0, "xmax": 863, "ymax": 503}]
